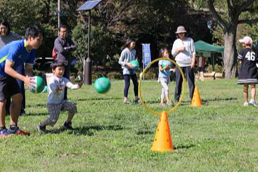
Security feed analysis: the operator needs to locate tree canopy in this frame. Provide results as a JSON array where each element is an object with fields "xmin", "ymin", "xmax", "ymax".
[
  {"xmin": 193, "ymin": 0, "xmax": 258, "ymax": 78},
  {"xmin": 1, "ymin": 0, "xmax": 257, "ymax": 75}
]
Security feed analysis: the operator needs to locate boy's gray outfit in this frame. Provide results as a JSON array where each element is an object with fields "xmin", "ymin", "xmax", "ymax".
[
  {"xmin": 172, "ymin": 37, "xmax": 196, "ymax": 102},
  {"xmin": 46, "ymin": 76, "xmax": 79, "ymax": 126}
]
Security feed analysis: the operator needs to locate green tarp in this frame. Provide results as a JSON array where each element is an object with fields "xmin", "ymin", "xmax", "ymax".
[
  {"xmin": 195, "ymin": 40, "xmax": 224, "ymax": 54},
  {"xmin": 194, "ymin": 40, "xmax": 224, "ymax": 71}
]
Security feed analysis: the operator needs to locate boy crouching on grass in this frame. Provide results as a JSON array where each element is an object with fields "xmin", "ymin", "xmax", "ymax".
[{"xmin": 38, "ymin": 61, "xmax": 83, "ymax": 132}]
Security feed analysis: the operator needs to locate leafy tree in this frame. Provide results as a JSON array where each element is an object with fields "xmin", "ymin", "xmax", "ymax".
[
  {"xmin": 194, "ymin": 0, "xmax": 258, "ymax": 78},
  {"xmin": 0, "ymin": 0, "xmax": 213, "ymax": 73},
  {"xmin": 74, "ymin": 0, "xmax": 211, "ymax": 67},
  {"xmin": 0, "ymin": 0, "xmax": 79, "ymax": 58}
]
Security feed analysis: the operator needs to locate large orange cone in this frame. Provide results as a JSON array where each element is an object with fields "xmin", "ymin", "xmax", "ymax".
[
  {"xmin": 190, "ymin": 86, "xmax": 202, "ymax": 107},
  {"xmin": 151, "ymin": 111, "xmax": 174, "ymax": 152}
]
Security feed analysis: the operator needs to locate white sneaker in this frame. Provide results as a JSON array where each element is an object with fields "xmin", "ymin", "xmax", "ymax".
[
  {"xmin": 249, "ymin": 99, "xmax": 258, "ymax": 107},
  {"xmin": 243, "ymin": 102, "xmax": 249, "ymax": 107}
]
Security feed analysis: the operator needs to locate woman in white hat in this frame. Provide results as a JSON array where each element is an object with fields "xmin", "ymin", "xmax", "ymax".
[{"xmin": 171, "ymin": 26, "xmax": 196, "ymax": 102}]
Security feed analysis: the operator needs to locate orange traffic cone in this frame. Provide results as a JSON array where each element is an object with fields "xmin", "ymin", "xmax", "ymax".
[
  {"xmin": 151, "ymin": 111, "xmax": 174, "ymax": 152},
  {"xmin": 190, "ymin": 86, "xmax": 202, "ymax": 107}
]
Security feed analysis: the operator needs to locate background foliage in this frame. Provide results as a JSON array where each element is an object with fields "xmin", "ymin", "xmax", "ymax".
[{"xmin": 0, "ymin": 0, "xmax": 258, "ymax": 73}]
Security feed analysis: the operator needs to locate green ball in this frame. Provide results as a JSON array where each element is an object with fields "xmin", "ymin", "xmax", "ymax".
[
  {"xmin": 162, "ymin": 64, "xmax": 170, "ymax": 71},
  {"xmin": 29, "ymin": 76, "xmax": 45, "ymax": 93},
  {"xmin": 131, "ymin": 60, "xmax": 139, "ymax": 70},
  {"xmin": 94, "ymin": 77, "xmax": 111, "ymax": 94}
]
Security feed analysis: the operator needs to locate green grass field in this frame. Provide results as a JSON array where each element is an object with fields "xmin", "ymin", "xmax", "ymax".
[{"xmin": 0, "ymin": 79, "xmax": 258, "ymax": 172}]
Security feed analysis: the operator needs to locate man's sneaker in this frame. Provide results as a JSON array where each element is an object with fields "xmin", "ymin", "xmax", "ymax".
[
  {"xmin": 249, "ymin": 99, "xmax": 258, "ymax": 107},
  {"xmin": 37, "ymin": 124, "xmax": 46, "ymax": 133},
  {"xmin": 243, "ymin": 102, "xmax": 249, "ymax": 107},
  {"xmin": 0, "ymin": 128, "xmax": 12, "ymax": 138},
  {"xmin": 134, "ymin": 98, "xmax": 141, "ymax": 104},
  {"xmin": 9, "ymin": 127, "xmax": 30, "ymax": 136},
  {"xmin": 64, "ymin": 122, "xmax": 74, "ymax": 130}
]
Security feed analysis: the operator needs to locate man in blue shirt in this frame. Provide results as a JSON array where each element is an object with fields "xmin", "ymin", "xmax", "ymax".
[{"xmin": 0, "ymin": 25, "xmax": 43, "ymax": 137}]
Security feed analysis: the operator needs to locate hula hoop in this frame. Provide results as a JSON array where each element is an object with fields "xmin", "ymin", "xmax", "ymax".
[{"xmin": 139, "ymin": 58, "xmax": 186, "ymax": 115}]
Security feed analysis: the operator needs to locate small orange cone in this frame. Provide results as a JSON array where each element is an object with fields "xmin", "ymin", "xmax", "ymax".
[
  {"xmin": 151, "ymin": 111, "xmax": 174, "ymax": 152},
  {"xmin": 190, "ymin": 86, "xmax": 202, "ymax": 107}
]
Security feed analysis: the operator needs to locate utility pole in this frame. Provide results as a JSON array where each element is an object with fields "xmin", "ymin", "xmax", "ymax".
[
  {"xmin": 58, "ymin": 0, "xmax": 61, "ymax": 28},
  {"xmin": 77, "ymin": 0, "xmax": 102, "ymax": 85}
]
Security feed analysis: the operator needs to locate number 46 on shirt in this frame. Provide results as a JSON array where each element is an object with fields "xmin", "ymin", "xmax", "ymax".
[{"xmin": 245, "ymin": 51, "xmax": 256, "ymax": 61}]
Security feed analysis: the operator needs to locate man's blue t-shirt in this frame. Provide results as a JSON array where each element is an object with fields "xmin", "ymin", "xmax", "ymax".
[
  {"xmin": 158, "ymin": 60, "xmax": 172, "ymax": 78},
  {"xmin": 0, "ymin": 40, "xmax": 35, "ymax": 77}
]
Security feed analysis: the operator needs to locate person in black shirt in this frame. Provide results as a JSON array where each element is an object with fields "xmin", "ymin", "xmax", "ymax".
[{"xmin": 237, "ymin": 36, "xmax": 258, "ymax": 107}]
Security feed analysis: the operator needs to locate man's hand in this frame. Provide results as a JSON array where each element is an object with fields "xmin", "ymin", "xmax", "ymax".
[
  {"xmin": 64, "ymin": 47, "xmax": 70, "ymax": 51},
  {"xmin": 25, "ymin": 76, "xmax": 35, "ymax": 89},
  {"xmin": 64, "ymin": 45, "xmax": 76, "ymax": 51}
]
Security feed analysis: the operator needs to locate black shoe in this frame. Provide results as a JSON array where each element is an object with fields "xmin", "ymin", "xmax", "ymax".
[
  {"xmin": 134, "ymin": 98, "xmax": 141, "ymax": 104},
  {"xmin": 64, "ymin": 121, "xmax": 74, "ymax": 130},
  {"xmin": 37, "ymin": 124, "xmax": 46, "ymax": 133}
]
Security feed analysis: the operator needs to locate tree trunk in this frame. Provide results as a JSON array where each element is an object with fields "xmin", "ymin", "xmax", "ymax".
[{"xmin": 223, "ymin": 30, "xmax": 237, "ymax": 79}]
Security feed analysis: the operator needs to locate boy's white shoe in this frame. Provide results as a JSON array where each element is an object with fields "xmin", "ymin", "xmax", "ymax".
[
  {"xmin": 243, "ymin": 102, "xmax": 249, "ymax": 107},
  {"xmin": 249, "ymin": 99, "xmax": 258, "ymax": 107}
]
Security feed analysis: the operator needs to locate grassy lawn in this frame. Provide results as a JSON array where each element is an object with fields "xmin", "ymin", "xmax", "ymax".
[{"xmin": 0, "ymin": 79, "xmax": 258, "ymax": 172}]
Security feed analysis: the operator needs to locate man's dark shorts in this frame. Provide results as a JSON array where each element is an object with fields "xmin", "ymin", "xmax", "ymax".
[{"xmin": 0, "ymin": 77, "xmax": 21, "ymax": 101}]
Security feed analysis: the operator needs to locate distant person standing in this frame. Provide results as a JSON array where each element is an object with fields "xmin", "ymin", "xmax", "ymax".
[
  {"xmin": 0, "ymin": 19, "xmax": 21, "ymax": 48},
  {"xmin": 118, "ymin": 38, "xmax": 141, "ymax": 104},
  {"xmin": 237, "ymin": 36, "xmax": 258, "ymax": 107},
  {"xmin": 172, "ymin": 26, "xmax": 196, "ymax": 102},
  {"xmin": 0, "ymin": 19, "xmax": 26, "ymax": 116},
  {"xmin": 54, "ymin": 25, "xmax": 76, "ymax": 100},
  {"xmin": 197, "ymin": 52, "xmax": 206, "ymax": 81}
]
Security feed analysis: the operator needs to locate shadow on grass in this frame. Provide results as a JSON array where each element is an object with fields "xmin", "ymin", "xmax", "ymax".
[
  {"xmin": 201, "ymin": 97, "xmax": 237, "ymax": 106},
  {"xmin": 146, "ymin": 97, "xmax": 237, "ymax": 106},
  {"xmin": 24, "ymin": 112, "xmax": 49, "ymax": 116},
  {"xmin": 26, "ymin": 103, "xmax": 46, "ymax": 108},
  {"xmin": 174, "ymin": 144, "xmax": 195, "ymax": 150},
  {"xmin": 78, "ymin": 97, "xmax": 120, "ymax": 101},
  {"xmin": 73, "ymin": 125, "xmax": 123, "ymax": 136},
  {"xmin": 40, "ymin": 125, "xmax": 123, "ymax": 135},
  {"xmin": 136, "ymin": 130, "xmax": 153, "ymax": 135},
  {"xmin": 145, "ymin": 100, "xmax": 191, "ymax": 107},
  {"xmin": 202, "ymin": 97, "xmax": 237, "ymax": 103}
]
